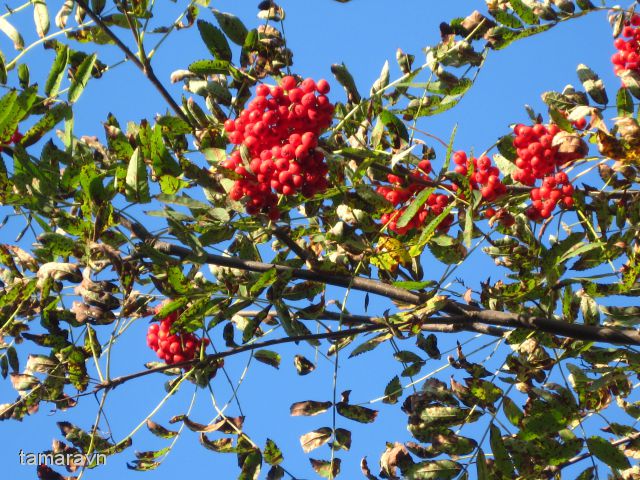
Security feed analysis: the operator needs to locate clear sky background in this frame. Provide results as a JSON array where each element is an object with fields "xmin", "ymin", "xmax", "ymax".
[{"xmin": 0, "ymin": 1, "xmax": 630, "ymax": 479}]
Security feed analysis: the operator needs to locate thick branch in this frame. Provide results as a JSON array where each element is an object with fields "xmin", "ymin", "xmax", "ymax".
[
  {"xmin": 74, "ymin": 0, "xmax": 192, "ymax": 127},
  {"xmin": 117, "ymin": 214, "xmax": 640, "ymax": 348}
]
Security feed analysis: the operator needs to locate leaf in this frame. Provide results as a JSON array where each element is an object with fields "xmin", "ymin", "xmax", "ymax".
[
  {"xmin": 370, "ymin": 60, "xmax": 390, "ymax": 95},
  {"xmin": 300, "ymin": 427, "xmax": 332, "ymax": 453},
  {"xmin": 404, "ymin": 460, "xmax": 462, "ymax": 479},
  {"xmin": 617, "ymin": 87, "xmax": 634, "ymax": 118},
  {"xmin": 45, "ymin": 46, "xmax": 69, "ymax": 98},
  {"xmin": 188, "ymin": 59, "xmax": 231, "ymax": 75},
  {"xmin": 212, "ymin": 9, "xmax": 248, "ymax": 45},
  {"xmin": 332, "ymin": 429, "xmax": 351, "ymax": 451},
  {"xmin": 264, "ymin": 438, "xmax": 283, "ymax": 465},
  {"xmin": 310, "ymin": 458, "xmax": 341, "ymax": 479},
  {"xmin": 489, "ymin": 424, "xmax": 515, "ymax": 476},
  {"xmin": 290, "ymin": 400, "xmax": 332, "ymax": 417},
  {"xmin": 409, "ymin": 204, "xmax": 455, "ymax": 257},
  {"xmin": 254, "ymin": 349, "xmax": 280, "ymax": 369},
  {"xmin": 383, "ymin": 376, "xmax": 402, "ymax": 405},
  {"xmin": 576, "ymin": 64, "xmax": 607, "ymax": 105},
  {"xmin": 21, "ymin": 104, "xmax": 71, "ymax": 147},
  {"xmin": 197, "ymin": 20, "xmax": 232, "ymax": 61},
  {"xmin": 267, "ymin": 465, "xmax": 285, "ymax": 480},
  {"xmin": 416, "ymin": 333, "xmax": 440, "ymax": 360},
  {"xmin": 336, "ymin": 403, "xmax": 378, "ymax": 423},
  {"xmin": 502, "ymin": 397, "xmax": 523, "ymax": 427},
  {"xmin": 509, "ymin": 0, "xmax": 539, "ymax": 25},
  {"xmin": 349, "ymin": 333, "xmax": 392, "ymax": 358},
  {"xmin": 397, "ymin": 187, "xmax": 435, "ymax": 228},
  {"xmin": 586, "ymin": 436, "xmax": 630, "ymax": 470},
  {"xmin": 476, "ymin": 449, "xmax": 489, "ymax": 480},
  {"xmin": 0, "ymin": 17, "xmax": 24, "ymax": 50},
  {"xmin": 146, "ymin": 420, "xmax": 178, "ymax": 439},
  {"xmin": 293, "ymin": 355, "xmax": 315, "ymax": 375},
  {"xmin": 200, "ymin": 435, "xmax": 235, "ymax": 452},
  {"xmin": 10, "ymin": 373, "xmax": 39, "ymax": 391},
  {"xmin": 125, "ymin": 148, "xmax": 150, "ymax": 203},
  {"xmin": 68, "ymin": 53, "xmax": 97, "ymax": 104},
  {"xmin": 493, "ymin": 153, "xmax": 517, "ymax": 177},
  {"xmin": 331, "ymin": 63, "xmax": 360, "ymax": 103},
  {"xmin": 379, "ymin": 109, "xmax": 409, "ymax": 144},
  {"xmin": 491, "ymin": 10, "xmax": 523, "ymax": 29},
  {"xmin": 32, "ymin": 0, "xmax": 50, "ymax": 38},
  {"xmin": 170, "ymin": 414, "xmax": 244, "ymax": 433}
]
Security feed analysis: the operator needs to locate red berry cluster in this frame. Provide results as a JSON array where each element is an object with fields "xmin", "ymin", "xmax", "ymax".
[
  {"xmin": 377, "ymin": 160, "xmax": 454, "ymax": 235},
  {"xmin": 526, "ymin": 172, "xmax": 574, "ymax": 220},
  {"xmin": 451, "ymin": 151, "xmax": 507, "ymax": 202},
  {"xmin": 146, "ymin": 307, "xmax": 209, "ymax": 365},
  {"xmin": 612, "ymin": 15, "xmax": 640, "ymax": 77},
  {"xmin": 222, "ymin": 76, "xmax": 334, "ymax": 220},
  {"xmin": 512, "ymin": 123, "xmax": 565, "ymax": 186},
  {"xmin": 511, "ymin": 123, "xmax": 580, "ymax": 220}
]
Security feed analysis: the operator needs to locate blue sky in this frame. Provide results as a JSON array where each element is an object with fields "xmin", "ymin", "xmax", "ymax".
[{"xmin": 0, "ymin": 1, "xmax": 632, "ymax": 479}]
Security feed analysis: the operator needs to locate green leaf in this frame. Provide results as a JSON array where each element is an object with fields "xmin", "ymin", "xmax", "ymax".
[
  {"xmin": 379, "ymin": 109, "xmax": 409, "ymax": 144},
  {"xmin": 254, "ymin": 349, "xmax": 280, "ymax": 369},
  {"xmin": 397, "ymin": 187, "xmax": 435, "ymax": 229},
  {"xmin": 586, "ymin": 436, "xmax": 630, "ymax": 470},
  {"xmin": 197, "ymin": 20, "xmax": 232, "ymax": 61},
  {"xmin": 488, "ymin": 24, "xmax": 552, "ymax": 50},
  {"xmin": 0, "ymin": 87, "xmax": 37, "ymax": 143},
  {"xmin": 309, "ymin": 458, "xmax": 340, "ymax": 479},
  {"xmin": 392, "ymin": 280, "xmax": 436, "ymax": 290},
  {"xmin": 493, "ymin": 153, "xmax": 517, "ymax": 177},
  {"xmin": 489, "ymin": 424, "xmax": 514, "ymax": 477},
  {"xmin": 509, "ymin": 0, "xmax": 539, "ymax": 24},
  {"xmin": 264, "ymin": 438, "xmax": 283, "ymax": 465},
  {"xmin": 336, "ymin": 403, "xmax": 378, "ymax": 423},
  {"xmin": 409, "ymin": 203, "xmax": 455, "ymax": 257},
  {"xmin": 491, "ymin": 9, "xmax": 523, "ymax": 29},
  {"xmin": 212, "ymin": 9, "xmax": 248, "ymax": 45},
  {"xmin": 404, "ymin": 460, "xmax": 462, "ymax": 479},
  {"xmin": 616, "ymin": 87, "xmax": 633, "ymax": 117},
  {"xmin": 383, "ymin": 375, "xmax": 402, "ymax": 404},
  {"xmin": 188, "ymin": 59, "xmax": 231, "ymax": 75},
  {"xmin": 125, "ymin": 148, "xmax": 151, "ymax": 203},
  {"xmin": 331, "ymin": 63, "xmax": 361, "ymax": 103},
  {"xmin": 21, "ymin": 104, "xmax": 71, "ymax": 147},
  {"xmin": 45, "ymin": 45, "xmax": 69, "ymax": 97},
  {"xmin": 502, "ymin": 396, "xmax": 523, "ymax": 427},
  {"xmin": 68, "ymin": 53, "xmax": 97, "ymax": 104},
  {"xmin": 349, "ymin": 333, "xmax": 392, "ymax": 358},
  {"xmin": 476, "ymin": 449, "xmax": 489, "ymax": 480}
]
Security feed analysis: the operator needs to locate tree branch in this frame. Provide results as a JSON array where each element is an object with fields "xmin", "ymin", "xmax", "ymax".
[
  {"xmin": 73, "ymin": 0, "xmax": 192, "ymax": 127},
  {"xmin": 92, "ymin": 323, "xmax": 381, "ymax": 394},
  {"xmin": 117, "ymin": 214, "xmax": 640, "ymax": 348}
]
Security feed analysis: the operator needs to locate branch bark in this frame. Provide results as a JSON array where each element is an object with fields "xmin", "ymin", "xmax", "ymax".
[{"xmin": 117, "ymin": 214, "xmax": 640, "ymax": 348}]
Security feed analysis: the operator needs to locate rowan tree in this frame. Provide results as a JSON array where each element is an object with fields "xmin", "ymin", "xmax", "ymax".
[{"xmin": 1, "ymin": 0, "xmax": 640, "ymax": 479}]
